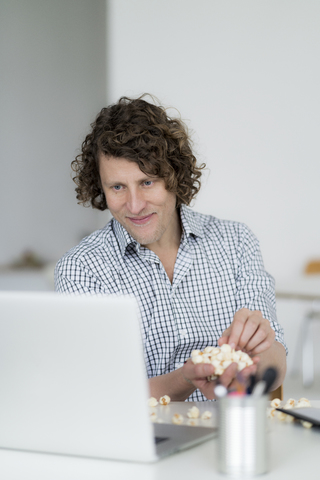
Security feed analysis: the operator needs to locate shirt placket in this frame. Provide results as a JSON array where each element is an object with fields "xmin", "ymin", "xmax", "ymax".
[{"xmin": 170, "ymin": 240, "xmax": 195, "ymax": 369}]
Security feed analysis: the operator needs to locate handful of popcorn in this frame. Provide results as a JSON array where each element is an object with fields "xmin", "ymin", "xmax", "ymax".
[{"xmin": 191, "ymin": 344, "xmax": 254, "ymax": 380}]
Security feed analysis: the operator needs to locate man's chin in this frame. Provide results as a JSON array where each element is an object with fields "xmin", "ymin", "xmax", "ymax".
[
  {"xmin": 124, "ymin": 225, "xmax": 159, "ymax": 246},
  {"xmin": 130, "ymin": 232, "xmax": 158, "ymax": 246}
]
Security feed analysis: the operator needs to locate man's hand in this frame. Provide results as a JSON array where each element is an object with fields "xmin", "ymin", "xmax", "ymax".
[
  {"xmin": 181, "ymin": 358, "xmax": 258, "ymax": 400},
  {"xmin": 218, "ymin": 308, "xmax": 276, "ymax": 356}
]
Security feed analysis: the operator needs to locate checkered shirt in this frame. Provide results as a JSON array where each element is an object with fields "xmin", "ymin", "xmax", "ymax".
[{"xmin": 55, "ymin": 205, "xmax": 287, "ymax": 401}]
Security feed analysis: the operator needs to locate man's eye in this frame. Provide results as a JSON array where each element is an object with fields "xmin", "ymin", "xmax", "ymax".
[
  {"xmin": 144, "ymin": 181, "xmax": 153, "ymax": 186},
  {"xmin": 113, "ymin": 185, "xmax": 122, "ymax": 191}
]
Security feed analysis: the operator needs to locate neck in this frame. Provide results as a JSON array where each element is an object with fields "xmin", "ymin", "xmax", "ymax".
[{"xmin": 144, "ymin": 208, "xmax": 181, "ymax": 256}]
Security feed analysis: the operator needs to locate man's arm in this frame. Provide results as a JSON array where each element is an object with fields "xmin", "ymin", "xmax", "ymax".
[{"xmin": 149, "ymin": 308, "xmax": 286, "ymax": 401}]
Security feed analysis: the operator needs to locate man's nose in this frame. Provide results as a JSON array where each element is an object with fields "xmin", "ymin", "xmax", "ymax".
[{"xmin": 126, "ymin": 189, "xmax": 147, "ymax": 214}]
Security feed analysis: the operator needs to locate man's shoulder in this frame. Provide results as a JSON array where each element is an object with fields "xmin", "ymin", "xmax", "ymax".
[
  {"xmin": 185, "ymin": 207, "xmax": 254, "ymax": 243},
  {"xmin": 56, "ymin": 219, "xmax": 118, "ymax": 269}
]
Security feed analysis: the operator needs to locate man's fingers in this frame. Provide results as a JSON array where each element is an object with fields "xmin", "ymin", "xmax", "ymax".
[
  {"xmin": 227, "ymin": 309, "xmax": 275, "ymax": 356},
  {"xmin": 182, "ymin": 359, "xmax": 215, "ymax": 382},
  {"xmin": 218, "ymin": 363, "xmax": 238, "ymax": 388},
  {"xmin": 245, "ymin": 325, "xmax": 275, "ymax": 354},
  {"xmin": 248, "ymin": 336, "xmax": 276, "ymax": 356},
  {"xmin": 227, "ymin": 309, "xmax": 250, "ymax": 349},
  {"xmin": 192, "ymin": 379, "xmax": 215, "ymax": 400},
  {"xmin": 218, "ymin": 336, "xmax": 228, "ymax": 346},
  {"xmin": 237, "ymin": 315, "xmax": 261, "ymax": 349},
  {"xmin": 218, "ymin": 326, "xmax": 231, "ymax": 346},
  {"xmin": 240, "ymin": 323, "xmax": 267, "ymax": 352}
]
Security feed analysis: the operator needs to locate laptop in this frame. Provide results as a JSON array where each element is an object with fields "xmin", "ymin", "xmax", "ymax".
[{"xmin": 0, "ymin": 292, "xmax": 216, "ymax": 462}]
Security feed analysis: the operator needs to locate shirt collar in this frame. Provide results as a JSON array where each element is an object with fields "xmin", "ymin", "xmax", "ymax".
[
  {"xmin": 112, "ymin": 204, "xmax": 204, "ymax": 258},
  {"xmin": 180, "ymin": 204, "xmax": 204, "ymax": 240},
  {"xmin": 112, "ymin": 218, "xmax": 139, "ymax": 257}
]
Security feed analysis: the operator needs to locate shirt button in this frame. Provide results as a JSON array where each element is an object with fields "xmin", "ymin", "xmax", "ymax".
[{"xmin": 180, "ymin": 329, "xmax": 188, "ymax": 338}]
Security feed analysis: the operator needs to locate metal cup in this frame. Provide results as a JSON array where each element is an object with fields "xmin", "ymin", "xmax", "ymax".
[{"xmin": 218, "ymin": 394, "xmax": 268, "ymax": 475}]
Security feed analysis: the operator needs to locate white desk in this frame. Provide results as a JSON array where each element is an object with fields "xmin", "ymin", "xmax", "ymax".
[{"xmin": 1, "ymin": 401, "xmax": 320, "ymax": 480}]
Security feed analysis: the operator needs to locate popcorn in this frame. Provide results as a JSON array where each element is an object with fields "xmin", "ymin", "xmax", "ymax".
[
  {"xmin": 214, "ymin": 366, "xmax": 224, "ymax": 376},
  {"xmin": 148, "ymin": 397, "xmax": 158, "ymax": 407},
  {"xmin": 191, "ymin": 349, "xmax": 201, "ymax": 356},
  {"xmin": 204, "ymin": 346, "xmax": 214, "ymax": 354},
  {"xmin": 267, "ymin": 408, "xmax": 276, "ymax": 418},
  {"xmin": 237, "ymin": 361, "xmax": 247, "ymax": 372},
  {"xmin": 201, "ymin": 410, "xmax": 212, "ymax": 420},
  {"xmin": 285, "ymin": 414, "xmax": 294, "ymax": 423},
  {"xmin": 276, "ymin": 411, "xmax": 287, "ymax": 421},
  {"xmin": 231, "ymin": 351, "xmax": 240, "ymax": 362},
  {"xmin": 192, "ymin": 355, "xmax": 204, "ymax": 365},
  {"xmin": 221, "ymin": 344, "xmax": 232, "ymax": 353},
  {"xmin": 172, "ymin": 414, "xmax": 183, "ymax": 425},
  {"xmin": 187, "ymin": 419, "xmax": 197, "ymax": 426},
  {"xmin": 150, "ymin": 412, "xmax": 157, "ymax": 422},
  {"xmin": 268, "ymin": 397, "xmax": 312, "ymax": 428},
  {"xmin": 301, "ymin": 421, "xmax": 313, "ymax": 429},
  {"xmin": 159, "ymin": 395, "xmax": 171, "ymax": 405},
  {"xmin": 187, "ymin": 406, "xmax": 200, "ymax": 419},
  {"xmin": 222, "ymin": 360, "xmax": 232, "ymax": 369},
  {"xmin": 296, "ymin": 398, "xmax": 311, "ymax": 408},
  {"xmin": 191, "ymin": 345, "xmax": 253, "ymax": 379}
]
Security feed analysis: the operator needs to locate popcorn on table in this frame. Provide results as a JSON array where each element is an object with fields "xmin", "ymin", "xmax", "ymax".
[
  {"xmin": 148, "ymin": 397, "xmax": 158, "ymax": 407},
  {"xmin": 268, "ymin": 397, "xmax": 313, "ymax": 428},
  {"xmin": 191, "ymin": 344, "xmax": 253, "ymax": 380},
  {"xmin": 159, "ymin": 395, "xmax": 171, "ymax": 405},
  {"xmin": 172, "ymin": 414, "xmax": 183, "ymax": 425},
  {"xmin": 150, "ymin": 412, "xmax": 157, "ymax": 422},
  {"xmin": 201, "ymin": 410, "xmax": 213, "ymax": 420},
  {"xmin": 187, "ymin": 406, "xmax": 200, "ymax": 419}
]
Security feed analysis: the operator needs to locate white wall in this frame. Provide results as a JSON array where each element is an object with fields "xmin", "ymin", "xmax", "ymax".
[
  {"xmin": 107, "ymin": 0, "xmax": 320, "ymax": 285},
  {"xmin": 0, "ymin": 0, "xmax": 108, "ymax": 265}
]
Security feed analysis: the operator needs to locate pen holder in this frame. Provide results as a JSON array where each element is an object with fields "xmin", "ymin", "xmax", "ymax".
[{"xmin": 218, "ymin": 395, "xmax": 268, "ymax": 476}]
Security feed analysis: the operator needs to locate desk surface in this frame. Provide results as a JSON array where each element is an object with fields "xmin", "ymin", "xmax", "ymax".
[{"xmin": 1, "ymin": 401, "xmax": 320, "ymax": 480}]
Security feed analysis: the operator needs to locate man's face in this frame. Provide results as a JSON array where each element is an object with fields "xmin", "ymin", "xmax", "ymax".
[{"xmin": 99, "ymin": 155, "xmax": 178, "ymax": 248}]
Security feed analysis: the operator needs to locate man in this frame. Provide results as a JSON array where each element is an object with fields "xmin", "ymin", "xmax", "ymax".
[{"xmin": 55, "ymin": 95, "xmax": 287, "ymax": 401}]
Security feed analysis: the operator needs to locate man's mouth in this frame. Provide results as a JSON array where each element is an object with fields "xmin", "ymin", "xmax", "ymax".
[{"xmin": 127, "ymin": 213, "xmax": 155, "ymax": 225}]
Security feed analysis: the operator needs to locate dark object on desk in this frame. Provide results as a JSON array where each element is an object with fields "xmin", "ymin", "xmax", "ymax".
[
  {"xmin": 9, "ymin": 250, "xmax": 45, "ymax": 269},
  {"xmin": 263, "ymin": 367, "xmax": 278, "ymax": 394},
  {"xmin": 249, "ymin": 368, "xmax": 281, "ymax": 399},
  {"xmin": 276, "ymin": 407, "xmax": 320, "ymax": 427},
  {"xmin": 246, "ymin": 373, "xmax": 282, "ymax": 400},
  {"xmin": 252, "ymin": 368, "xmax": 277, "ymax": 397}
]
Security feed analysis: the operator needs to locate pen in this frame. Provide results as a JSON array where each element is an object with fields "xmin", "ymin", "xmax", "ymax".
[{"xmin": 252, "ymin": 367, "xmax": 278, "ymax": 397}]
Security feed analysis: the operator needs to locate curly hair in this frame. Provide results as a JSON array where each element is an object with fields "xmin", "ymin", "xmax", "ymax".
[{"xmin": 71, "ymin": 95, "xmax": 205, "ymax": 210}]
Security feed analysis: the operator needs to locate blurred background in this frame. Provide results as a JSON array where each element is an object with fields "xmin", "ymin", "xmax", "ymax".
[{"xmin": 1, "ymin": 0, "xmax": 319, "ymax": 396}]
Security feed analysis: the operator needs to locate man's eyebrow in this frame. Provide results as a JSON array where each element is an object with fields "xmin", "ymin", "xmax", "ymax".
[
  {"xmin": 102, "ymin": 180, "xmax": 123, "ymax": 187},
  {"xmin": 102, "ymin": 175, "xmax": 158, "ymax": 187}
]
